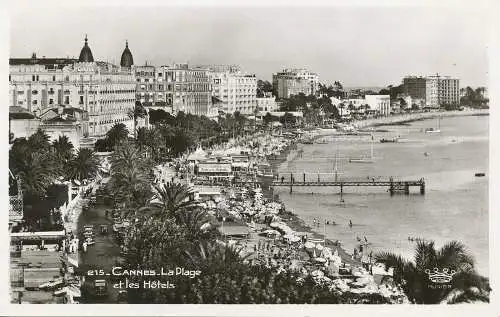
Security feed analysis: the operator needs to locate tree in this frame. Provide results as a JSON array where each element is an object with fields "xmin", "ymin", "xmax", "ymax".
[
  {"xmin": 263, "ymin": 112, "xmax": 278, "ymax": 125},
  {"xmin": 52, "ymin": 135, "xmax": 74, "ymax": 160},
  {"xmin": 338, "ymin": 103, "xmax": 346, "ymax": 117},
  {"xmin": 148, "ymin": 183, "xmax": 198, "ymax": 223},
  {"xmin": 106, "ymin": 123, "xmax": 129, "ymax": 148},
  {"xmin": 52, "ymin": 135, "xmax": 74, "ymax": 175},
  {"xmin": 110, "ymin": 141, "xmax": 152, "ymax": 210},
  {"xmin": 67, "ymin": 148, "xmax": 99, "ymax": 181},
  {"xmin": 257, "ymin": 80, "xmax": 273, "ymax": 97},
  {"xmin": 280, "ymin": 112, "xmax": 296, "ymax": 128},
  {"xmin": 9, "ymin": 136, "xmax": 57, "ymax": 199},
  {"xmin": 375, "ymin": 239, "xmax": 490, "ymax": 304},
  {"xmin": 149, "ymin": 109, "xmax": 176, "ymax": 126},
  {"xmin": 128, "ymin": 101, "xmax": 148, "ymax": 138}
]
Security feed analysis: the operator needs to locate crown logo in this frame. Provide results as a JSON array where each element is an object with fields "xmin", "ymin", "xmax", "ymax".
[{"xmin": 425, "ymin": 267, "xmax": 456, "ymax": 283}]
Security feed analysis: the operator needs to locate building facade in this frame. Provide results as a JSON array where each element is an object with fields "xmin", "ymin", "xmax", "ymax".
[
  {"xmin": 365, "ymin": 95, "xmax": 391, "ymax": 116},
  {"xmin": 209, "ymin": 68, "xmax": 257, "ymax": 115},
  {"xmin": 403, "ymin": 74, "xmax": 460, "ymax": 109},
  {"xmin": 403, "ymin": 76, "xmax": 427, "ymax": 99},
  {"xmin": 272, "ymin": 69, "xmax": 319, "ymax": 99},
  {"xmin": 424, "ymin": 75, "xmax": 460, "ymax": 108},
  {"xmin": 9, "ymin": 37, "xmax": 136, "ymax": 138},
  {"xmin": 164, "ymin": 64, "xmax": 212, "ymax": 116},
  {"xmin": 256, "ymin": 92, "xmax": 278, "ymax": 112}
]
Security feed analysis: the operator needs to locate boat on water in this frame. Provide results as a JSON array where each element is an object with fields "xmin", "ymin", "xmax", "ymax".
[
  {"xmin": 475, "ymin": 172, "xmax": 486, "ymax": 177},
  {"xmin": 425, "ymin": 116, "xmax": 441, "ymax": 134},
  {"xmin": 379, "ymin": 138, "xmax": 398, "ymax": 143}
]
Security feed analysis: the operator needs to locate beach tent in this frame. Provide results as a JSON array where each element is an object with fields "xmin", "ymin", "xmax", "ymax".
[{"xmin": 187, "ymin": 147, "xmax": 208, "ymax": 162}]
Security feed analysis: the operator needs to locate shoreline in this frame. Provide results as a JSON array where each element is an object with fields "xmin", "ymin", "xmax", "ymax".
[
  {"xmin": 264, "ymin": 144, "xmax": 362, "ymax": 266},
  {"xmin": 351, "ymin": 109, "xmax": 489, "ymax": 129},
  {"xmin": 265, "ymin": 109, "xmax": 489, "ymax": 266}
]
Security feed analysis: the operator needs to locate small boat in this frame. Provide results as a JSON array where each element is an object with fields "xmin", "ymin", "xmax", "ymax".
[
  {"xmin": 475, "ymin": 173, "xmax": 486, "ymax": 177},
  {"xmin": 424, "ymin": 152, "xmax": 430, "ymax": 156},
  {"xmin": 379, "ymin": 138, "xmax": 398, "ymax": 143},
  {"xmin": 425, "ymin": 116, "xmax": 441, "ymax": 134},
  {"xmin": 349, "ymin": 157, "xmax": 374, "ymax": 163}
]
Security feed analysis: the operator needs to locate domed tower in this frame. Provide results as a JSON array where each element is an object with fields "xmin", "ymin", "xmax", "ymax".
[
  {"xmin": 120, "ymin": 40, "xmax": 134, "ymax": 68},
  {"xmin": 79, "ymin": 35, "xmax": 94, "ymax": 63}
]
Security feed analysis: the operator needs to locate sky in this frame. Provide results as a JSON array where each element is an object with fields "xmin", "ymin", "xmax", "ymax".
[{"xmin": 8, "ymin": 4, "xmax": 490, "ymax": 88}]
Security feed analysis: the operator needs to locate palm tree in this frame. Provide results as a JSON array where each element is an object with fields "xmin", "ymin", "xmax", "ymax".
[
  {"xmin": 67, "ymin": 148, "xmax": 100, "ymax": 181},
  {"xmin": 110, "ymin": 141, "xmax": 152, "ymax": 209},
  {"xmin": 375, "ymin": 239, "xmax": 490, "ymax": 303},
  {"xmin": 338, "ymin": 103, "xmax": 346, "ymax": 117},
  {"xmin": 52, "ymin": 135, "xmax": 74, "ymax": 160},
  {"xmin": 106, "ymin": 123, "xmax": 129, "ymax": 148},
  {"xmin": 10, "ymin": 137, "xmax": 57, "ymax": 199},
  {"xmin": 148, "ymin": 182, "xmax": 198, "ymax": 222},
  {"xmin": 28, "ymin": 129, "xmax": 51, "ymax": 153},
  {"xmin": 136, "ymin": 127, "xmax": 149, "ymax": 152},
  {"xmin": 128, "ymin": 101, "xmax": 147, "ymax": 138},
  {"xmin": 52, "ymin": 135, "xmax": 74, "ymax": 175},
  {"xmin": 17, "ymin": 152, "xmax": 58, "ymax": 199}
]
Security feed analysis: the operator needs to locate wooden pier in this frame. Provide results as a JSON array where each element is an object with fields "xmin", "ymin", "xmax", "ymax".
[{"xmin": 272, "ymin": 174, "xmax": 425, "ymax": 195}]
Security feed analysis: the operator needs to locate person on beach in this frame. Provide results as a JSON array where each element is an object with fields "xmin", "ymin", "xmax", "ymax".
[{"xmin": 349, "ymin": 220, "xmax": 353, "ymax": 227}]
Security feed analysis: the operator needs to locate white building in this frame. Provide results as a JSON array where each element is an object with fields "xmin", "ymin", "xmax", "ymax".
[
  {"xmin": 365, "ymin": 95, "xmax": 391, "ymax": 116},
  {"xmin": 256, "ymin": 93, "xmax": 278, "ymax": 112},
  {"xmin": 426, "ymin": 75, "xmax": 460, "ymax": 108},
  {"xmin": 209, "ymin": 68, "xmax": 257, "ymax": 115},
  {"xmin": 9, "ymin": 36, "xmax": 136, "ymax": 138}
]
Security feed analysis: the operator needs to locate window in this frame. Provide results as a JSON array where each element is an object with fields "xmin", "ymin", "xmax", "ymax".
[
  {"xmin": 49, "ymin": 99, "xmax": 54, "ymax": 105},
  {"xmin": 36, "ymin": 75, "xmax": 39, "ymax": 81},
  {"xmin": 52, "ymin": 76, "xmax": 56, "ymax": 81},
  {"xmin": 33, "ymin": 100, "xmax": 37, "ymax": 105},
  {"xmin": 32, "ymin": 75, "xmax": 36, "ymax": 81},
  {"xmin": 65, "ymin": 96, "xmax": 69, "ymax": 104},
  {"xmin": 79, "ymin": 96, "xmax": 84, "ymax": 104},
  {"xmin": 9, "ymin": 75, "xmax": 11, "ymax": 81}
]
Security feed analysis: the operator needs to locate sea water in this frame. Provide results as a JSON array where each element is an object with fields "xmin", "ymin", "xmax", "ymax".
[{"xmin": 276, "ymin": 115, "xmax": 489, "ymax": 275}]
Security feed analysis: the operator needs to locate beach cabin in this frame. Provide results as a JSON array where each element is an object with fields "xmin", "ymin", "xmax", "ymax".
[
  {"xmin": 11, "ymin": 230, "xmax": 66, "ymax": 252},
  {"xmin": 230, "ymin": 154, "xmax": 250, "ymax": 172},
  {"xmin": 257, "ymin": 162, "xmax": 274, "ymax": 178},
  {"xmin": 187, "ymin": 147, "xmax": 208, "ymax": 164},
  {"xmin": 197, "ymin": 161, "xmax": 233, "ymax": 181},
  {"xmin": 218, "ymin": 223, "xmax": 250, "ymax": 239},
  {"xmin": 193, "ymin": 186, "xmax": 222, "ymax": 201}
]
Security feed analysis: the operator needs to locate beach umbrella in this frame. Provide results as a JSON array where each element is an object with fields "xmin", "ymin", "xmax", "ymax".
[{"xmin": 304, "ymin": 242, "xmax": 315, "ymax": 249}]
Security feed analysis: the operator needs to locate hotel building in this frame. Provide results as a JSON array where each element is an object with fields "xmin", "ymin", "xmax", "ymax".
[
  {"xmin": 272, "ymin": 68, "xmax": 319, "ymax": 99},
  {"xmin": 403, "ymin": 74, "xmax": 460, "ymax": 109},
  {"xmin": 9, "ymin": 36, "xmax": 136, "ymax": 138},
  {"xmin": 208, "ymin": 66, "xmax": 257, "ymax": 115}
]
